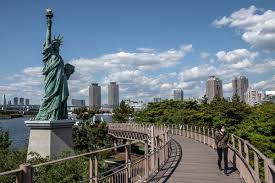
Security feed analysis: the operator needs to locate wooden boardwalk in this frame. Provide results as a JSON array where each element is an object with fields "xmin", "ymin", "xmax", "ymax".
[
  {"xmin": 150, "ymin": 135, "xmax": 245, "ymax": 183},
  {"xmin": 168, "ymin": 136, "xmax": 244, "ymax": 183}
]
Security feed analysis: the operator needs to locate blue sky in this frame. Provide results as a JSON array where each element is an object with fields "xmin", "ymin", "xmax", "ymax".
[{"xmin": 1, "ymin": 0, "xmax": 275, "ymax": 104}]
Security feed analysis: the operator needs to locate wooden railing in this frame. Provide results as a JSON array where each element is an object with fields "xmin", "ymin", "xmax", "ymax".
[
  {"xmin": 0, "ymin": 123, "xmax": 274, "ymax": 183},
  {"xmin": 0, "ymin": 123, "xmax": 170, "ymax": 183},
  {"xmin": 166, "ymin": 124, "xmax": 275, "ymax": 183}
]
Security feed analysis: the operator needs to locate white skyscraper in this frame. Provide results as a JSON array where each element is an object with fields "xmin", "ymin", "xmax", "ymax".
[
  {"xmin": 244, "ymin": 88, "xmax": 262, "ymax": 106},
  {"xmin": 232, "ymin": 76, "xmax": 249, "ymax": 102},
  {"xmin": 89, "ymin": 83, "xmax": 101, "ymax": 108},
  {"xmin": 173, "ymin": 89, "xmax": 184, "ymax": 101},
  {"xmin": 206, "ymin": 76, "xmax": 223, "ymax": 103},
  {"xmin": 108, "ymin": 82, "xmax": 119, "ymax": 109}
]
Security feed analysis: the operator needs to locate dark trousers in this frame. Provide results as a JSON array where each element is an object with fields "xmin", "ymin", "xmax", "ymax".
[{"xmin": 217, "ymin": 147, "xmax": 228, "ymax": 170}]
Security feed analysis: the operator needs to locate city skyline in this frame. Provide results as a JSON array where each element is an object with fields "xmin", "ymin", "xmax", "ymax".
[{"xmin": 1, "ymin": 1, "xmax": 275, "ymax": 104}]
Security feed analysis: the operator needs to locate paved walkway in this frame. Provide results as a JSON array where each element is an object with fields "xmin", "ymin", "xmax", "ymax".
[{"xmin": 150, "ymin": 135, "xmax": 245, "ymax": 183}]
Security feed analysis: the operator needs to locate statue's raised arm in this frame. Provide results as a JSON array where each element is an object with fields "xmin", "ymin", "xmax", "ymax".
[{"xmin": 45, "ymin": 9, "xmax": 53, "ymax": 47}]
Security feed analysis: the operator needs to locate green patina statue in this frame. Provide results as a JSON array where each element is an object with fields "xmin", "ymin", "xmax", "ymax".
[{"xmin": 36, "ymin": 9, "xmax": 74, "ymax": 120}]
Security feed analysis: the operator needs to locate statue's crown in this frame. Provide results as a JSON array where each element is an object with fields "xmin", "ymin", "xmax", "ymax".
[{"xmin": 52, "ymin": 35, "xmax": 63, "ymax": 45}]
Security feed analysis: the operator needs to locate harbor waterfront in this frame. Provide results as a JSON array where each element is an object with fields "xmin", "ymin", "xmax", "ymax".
[{"xmin": 0, "ymin": 118, "xmax": 30, "ymax": 149}]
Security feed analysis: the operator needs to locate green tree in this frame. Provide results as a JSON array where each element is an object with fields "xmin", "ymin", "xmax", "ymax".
[
  {"xmin": 73, "ymin": 122, "xmax": 113, "ymax": 152},
  {"xmin": 202, "ymin": 95, "xmax": 208, "ymax": 105},
  {"xmin": 0, "ymin": 130, "xmax": 11, "ymax": 150},
  {"xmin": 113, "ymin": 100, "xmax": 134, "ymax": 123}
]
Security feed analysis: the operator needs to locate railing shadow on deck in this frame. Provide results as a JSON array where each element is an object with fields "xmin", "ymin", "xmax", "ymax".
[
  {"xmin": 167, "ymin": 124, "xmax": 275, "ymax": 183},
  {"xmin": 148, "ymin": 139, "xmax": 182, "ymax": 183}
]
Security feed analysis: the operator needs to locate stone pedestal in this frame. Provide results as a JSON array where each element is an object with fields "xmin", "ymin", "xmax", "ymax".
[{"xmin": 25, "ymin": 120, "xmax": 75, "ymax": 160}]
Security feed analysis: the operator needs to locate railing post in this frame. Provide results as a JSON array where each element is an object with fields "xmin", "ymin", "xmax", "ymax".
[
  {"xmin": 238, "ymin": 139, "xmax": 242, "ymax": 155},
  {"xmin": 89, "ymin": 156, "xmax": 93, "ymax": 183},
  {"xmin": 254, "ymin": 151, "xmax": 259, "ymax": 178},
  {"xmin": 207, "ymin": 128, "xmax": 210, "ymax": 146},
  {"xmin": 194, "ymin": 126, "xmax": 197, "ymax": 140},
  {"xmin": 198, "ymin": 126, "xmax": 201, "ymax": 142},
  {"xmin": 190, "ymin": 126, "xmax": 194, "ymax": 139},
  {"xmin": 125, "ymin": 142, "xmax": 131, "ymax": 183},
  {"xmin": 244, "ymin": 141, "xmax": 249, "ymax": 163},
  {"xmin": 163, "ymin": 133, "xmax": 166, "ymax": 162},
  {"xmin": 231, "ymin": 134, "xmax": 235, "ymax": 149},
  {"xmin": 145, "ymin": 140, "xmax": 149, "ymax": 181},
  {"xmin": 211, "ymin": 128, "xmax": 215, "ymax": 149},
  {"xmin": 95, "ymin": 156, "xmax": 98, "ymax": 183},
  {"xmin": 186, "ymin": 125, "xmax": 189, "ymax": 138},
  {"xmin": 157, "ymin": 136, "xmax": 160, "ymax": 171},
  {"xmin": 264, "ymin": 158, "xmax": 274, "ymax": 183},
  {"xmin": 203, "ymin": 127, "xmax": 206, "ymax": 144},
  {"xmin": 19, "ymin": 164, "xmax": 32, "ymax": 183}
]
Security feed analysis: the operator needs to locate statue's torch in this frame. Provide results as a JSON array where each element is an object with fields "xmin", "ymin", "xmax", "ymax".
[{"xmin": 46, "ymin": 8, "xmax": 53, "ymax": 19}]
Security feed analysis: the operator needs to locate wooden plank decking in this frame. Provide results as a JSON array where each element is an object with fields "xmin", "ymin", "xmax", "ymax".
[{"xmin": 150, "ymin": 135, "xmax": 245, "ymax": 183}]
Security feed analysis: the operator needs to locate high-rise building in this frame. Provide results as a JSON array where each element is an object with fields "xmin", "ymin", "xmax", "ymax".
[
  {"xmin": 206, "ymin": 76, "xmax": 223, "ymax": 103},
  {"xmin": 8, "ymin": 100, "xmax": 11, "ymax": 105},
  {"xmin": 19, "ymin": 97, "xmax": 24, "ymax": 105},
  {"xmin": 244, "ymin": 88, "xmax": 262, "ymax": 106},
  {"xmin": 108, "ymin": 82, "xmax": 119, "ymax": 109},
  {"xmin": 25, "ymin": 99, "xmax": 30, "ymax": 106},
  {"xmin": 173, "ymin": 89, "xmax": 184, "ymax": 101},
  {"xmin": 14, "ymin": 97, "xmax": 18, "ymax": 105},
  {"xmin": 89, "ymin": 83, "xmax": 101, "ymax": 108},
  {"xmin": 263, "ymin": 91, "xmax": 275, "ymax": 103},
  {"xmin": 72, "ymin": 99, "xmax": 85, "ymax": 106},
  {"xmin": 3, "ymin": 94, "xmax": 6, "ymax": 105},
  {"xmin": 153, "ymin": 97, "xmax": 161, "ymax": 103},
  {"xmin": 232, "ymin": 76, "xmax": 249, "ymax": 102}
]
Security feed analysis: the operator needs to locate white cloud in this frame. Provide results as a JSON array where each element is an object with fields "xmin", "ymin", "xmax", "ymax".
[
  {"xmin": 246, "ymin": 60, "xmax": 275, "ymax": 73},
  {"xmin": 216, "ymin": 49, "xmax": 258, "ymax": 62},
  {"xmin": 223, "ymin": 83, "xmax": 232, "ymax": 92},
  {"xmin": 200, "ymin": 52, "xmax": 210, "ymax": 59},
  {"xmin": 230, "ymin": 59, "xmax": 253, "ymax": 69},
  {"xmin": 180, "ymin": 64, "xmax": 217, "ymax": 81},
  {"xmin": 213, "ymin": 6, "xmax": 275, "ymax": 50},
  {"xmin": 71, "ymin": 44, "xmax": 192, "ymax": 72},
  {"xmin": 136, "ymin": 48, "xmax": 155, "ymax": 52}
]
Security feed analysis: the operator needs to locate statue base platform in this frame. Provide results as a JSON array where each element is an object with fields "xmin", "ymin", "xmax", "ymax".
[{"xmin": 25, "ymin": 120, "xmax": 75, "ymax": 160}]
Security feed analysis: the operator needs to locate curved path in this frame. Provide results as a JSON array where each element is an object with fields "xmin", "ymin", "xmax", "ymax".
[
  {"xmin": 166, "ymin": 136, "xmax": 244, "ymax": 183},
  {"xmin": 149, "ymin": 139, "xmax": 182, "ymax": 183}
]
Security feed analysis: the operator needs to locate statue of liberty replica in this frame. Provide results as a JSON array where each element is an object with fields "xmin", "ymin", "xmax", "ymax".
[
  {"xmin": 36, "ymin": 9, "xmax": 74, "ymax": 120},
  {"xmin": 26, "ymin": 9, "xmax": 75, "ymax": 159}
]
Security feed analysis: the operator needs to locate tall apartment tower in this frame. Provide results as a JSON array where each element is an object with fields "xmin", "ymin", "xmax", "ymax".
[
  {"xmin": 14, "ymin": 97, "xmax": 18, "ymax": 105},
  {"xmin": 173, "ymin": 89, "xmax": 184, "ymax": 101},
  {"xmin": 19, "ymin": 97, "xmax": 24, "ymax": 105},
  {"xmin": 3, "ymin": 94, "xmax": 6, "ymax": 105},
  {"xmin": 25, "ymin": 99, "xmax": 30, "ymax": 106},
  {"xmin": 206, "ymin": 76, "xmax": 223, "ymax": 103},
  {"xmin": 108, "ymin": 82, "xmax": 119, "ymax": 109},
  {"xmin": 89, "ymin": 83, "xmax": 101, "ymax": 108},
  {"xmin": 232, "ymin": 76, "xmax": 249, "ymax": 102}
]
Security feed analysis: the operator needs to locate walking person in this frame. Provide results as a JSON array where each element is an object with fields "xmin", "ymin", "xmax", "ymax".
[{"xmin": 215, "ymin": 125, "xmax": 229, "ymax": 175}]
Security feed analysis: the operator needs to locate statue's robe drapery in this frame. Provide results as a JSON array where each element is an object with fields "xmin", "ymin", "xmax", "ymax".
[{"xmin": 36, "ymin": 44, "xmax": 69, "ymax": 120}]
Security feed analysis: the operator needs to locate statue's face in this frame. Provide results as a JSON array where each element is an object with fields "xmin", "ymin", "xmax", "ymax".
[{"xmin": 53, "ymin": 42, "xmax": 60, "ymax": 53}]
